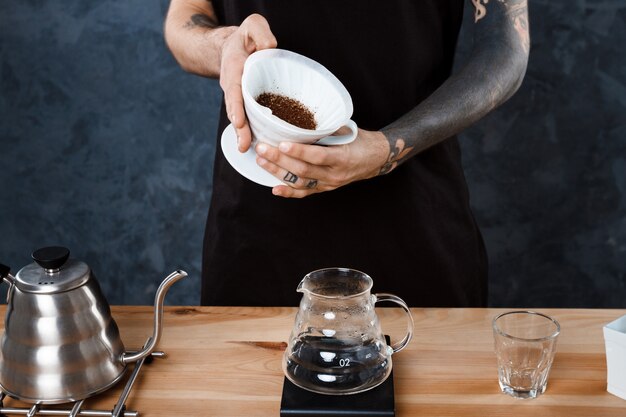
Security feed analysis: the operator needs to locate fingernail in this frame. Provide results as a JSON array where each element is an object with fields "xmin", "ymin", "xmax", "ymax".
[
  {"xmin": 279, "ymin": 142, "xmax": 290, "ymax": 152},
  {"xmin": 257, "ymin": 157, "xmax": 267, "ymax": 166},
  {"xmin": 256, "ymin": 143, "xmax": 268, "ymax": 155},
  {"xmin": 232, "ymin": 114, "xmax": 237, "ymax": 125}
]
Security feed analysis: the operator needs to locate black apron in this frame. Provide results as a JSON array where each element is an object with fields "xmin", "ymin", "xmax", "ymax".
[{"xmin": 201, "ymin": 0, "xmax": 488, "ymax": 307}]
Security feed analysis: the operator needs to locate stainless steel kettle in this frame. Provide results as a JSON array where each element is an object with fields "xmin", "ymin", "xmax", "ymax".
[{"xmin": 0, "ymin": 246, "xmax": 187, "ymax": 404}]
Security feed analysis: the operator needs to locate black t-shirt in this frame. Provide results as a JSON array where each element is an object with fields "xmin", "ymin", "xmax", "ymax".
[{"xmin": 201, "ymin": 0, "xmax": 488, "ymax": 307}]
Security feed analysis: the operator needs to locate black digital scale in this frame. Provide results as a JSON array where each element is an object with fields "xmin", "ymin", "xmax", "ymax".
[
  {"xmin": 279, "ymin": 370, "xmax": 395, "ymax": 417},
  {"xmin": 280, "ymin": 336, "xmax": 395, "ymax": 417}
]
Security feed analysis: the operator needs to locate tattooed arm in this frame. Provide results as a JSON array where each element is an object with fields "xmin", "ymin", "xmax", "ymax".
[
  {"xmin": 164, "ymin": 0, "xmax": 276, "ymax": 150},
  {"xmin": 261, "ymin": 0, "xmax": 530, "ymax": 198},
  {"xmin": 379, "ymin": 0, "xmax": 530, "ymax": 173}
]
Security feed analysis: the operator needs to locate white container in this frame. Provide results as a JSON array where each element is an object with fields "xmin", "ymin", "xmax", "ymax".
[
  {"xmin": 603, "ymin": 315, "xmax": 626, "ymax": 400},
  {"xmin": 241, "ymin": 49, "xmax": 357, "ymax": 147}
]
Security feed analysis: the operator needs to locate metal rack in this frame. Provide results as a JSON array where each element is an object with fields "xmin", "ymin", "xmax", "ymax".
[{"xmin": 0, "ymin": 351, "xmax": 164, "ymax": 417}]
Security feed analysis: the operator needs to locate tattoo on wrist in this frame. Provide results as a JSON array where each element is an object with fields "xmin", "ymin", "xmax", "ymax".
[
  {"xmin": 184, "ymin": 14, "xmax": 218, "ymax": 30},
  {"xmin": 379, "ymin": 137, "xmax": 414, "ymax": 175}
]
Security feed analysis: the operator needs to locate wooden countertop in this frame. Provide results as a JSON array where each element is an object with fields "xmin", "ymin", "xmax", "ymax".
[{"xmin": 1, "ymin": 306, "xmax": 625, "ymax": 416}]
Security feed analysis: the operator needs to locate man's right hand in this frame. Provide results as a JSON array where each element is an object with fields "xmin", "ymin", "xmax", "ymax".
[
  {"xmin": 165, "ymin": 1, "xmax": 277, "ymax": 152},
  {"xmin": 219, "ymin": 14, "xmax": 277, "ymax": 152}
]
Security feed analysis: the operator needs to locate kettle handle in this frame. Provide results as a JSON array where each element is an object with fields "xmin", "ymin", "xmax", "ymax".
[
  {"xmin": 373, "ymin": 293, "xmax": 414, "ymax": 354},
  {"xmin": 0, "ymin": 263, "xmax": 10, "ymax": 282},
  {"xmin": 0, "ymin": 263, "xmax": 15, "ymax": 304}
]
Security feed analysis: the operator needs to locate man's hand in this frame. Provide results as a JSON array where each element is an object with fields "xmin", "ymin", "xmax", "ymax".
[
  {"xmin": 219, "ymin": 14, "xmax": 277, "ymax": 153},
  {"xmin": 253, "ymin": 130, "xmax": 389, "ymax": 198}
]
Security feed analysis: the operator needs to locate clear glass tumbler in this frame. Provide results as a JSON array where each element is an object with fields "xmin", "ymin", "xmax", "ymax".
[{"xmin": 492, "ymin": 310, "xmax": 561, "ymax": 399}]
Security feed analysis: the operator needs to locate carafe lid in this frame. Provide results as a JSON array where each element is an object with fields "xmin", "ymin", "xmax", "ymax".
[{"xmin": 14, "ymin": 246, "xmax": 91, "ymax": 294}]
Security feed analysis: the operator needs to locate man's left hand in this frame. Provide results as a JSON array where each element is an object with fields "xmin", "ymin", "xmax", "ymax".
[{"xmin": 254, "ymin": 129, "xmax": 389, "ymax": 198}]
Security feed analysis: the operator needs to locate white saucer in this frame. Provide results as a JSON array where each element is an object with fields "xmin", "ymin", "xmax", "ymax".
[{"xmin": 220, "ymin": 124, "xmax": 281, "ymax": 187}]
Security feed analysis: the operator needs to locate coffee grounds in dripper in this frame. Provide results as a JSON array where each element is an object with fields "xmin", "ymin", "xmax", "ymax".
[{"xmin": 256, "ymin": 92, "xmax": 317, "ymax": 130}]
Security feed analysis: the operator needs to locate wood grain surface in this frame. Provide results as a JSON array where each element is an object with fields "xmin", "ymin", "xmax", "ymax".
[{"xmin": 1, "ymin": 306, "xmax": 625, "ymax": 416}]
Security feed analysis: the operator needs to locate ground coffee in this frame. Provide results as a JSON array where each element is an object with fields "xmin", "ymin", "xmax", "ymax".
[{"xmin": 256, "ymin": 92, "xmax": 316, "ymax": 130}]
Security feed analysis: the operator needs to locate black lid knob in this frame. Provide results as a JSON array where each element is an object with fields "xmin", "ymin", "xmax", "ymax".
[{"xmin": 32, "ymin": 247, "xmax": 70, "ymax": 270}]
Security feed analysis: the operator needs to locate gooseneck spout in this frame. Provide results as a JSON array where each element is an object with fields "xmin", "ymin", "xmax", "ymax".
[{"xmin": 122, "ymin": 269, "xmax": 187, "ymax": 364}]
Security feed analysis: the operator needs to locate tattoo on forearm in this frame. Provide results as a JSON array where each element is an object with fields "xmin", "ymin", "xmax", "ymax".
[
  {"xmin": 471, "ymin": 0, "xmax": 489, "ymax": 22},
  {"xmin": 184, "ymin": 13, "xmax": 218, "ymax": 30},
  {"xmin": 507, "ymin": 3, "xmax": 530, "ymax": 53},
  {"xmin": 473, "ymin": 1, "xmax": 529, "ymax": 52}
]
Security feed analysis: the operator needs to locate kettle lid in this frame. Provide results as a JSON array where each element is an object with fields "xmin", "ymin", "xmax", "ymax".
[{"xmin": 14, "ymin": 246, "xmax": 91, "ymax": 294}]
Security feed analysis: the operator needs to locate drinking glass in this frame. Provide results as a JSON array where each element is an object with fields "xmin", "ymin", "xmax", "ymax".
[{"xmin": 492, "ymin": 310, "xmax": 560, "ymax": 399}]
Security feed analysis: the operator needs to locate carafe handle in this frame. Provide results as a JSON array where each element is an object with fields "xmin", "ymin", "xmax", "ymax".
[{"xmin": 374, "ymin": 293, "xmax": 414, "ymax": 354}]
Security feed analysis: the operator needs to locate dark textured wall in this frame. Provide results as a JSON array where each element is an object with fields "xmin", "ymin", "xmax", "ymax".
[
  {"xmin": 1, "ymin": 1, "xmax": 625, "ymax": 307},
  {"xmin": 0, "ymin": 0, "xmax": 218, "ymax": 305}
]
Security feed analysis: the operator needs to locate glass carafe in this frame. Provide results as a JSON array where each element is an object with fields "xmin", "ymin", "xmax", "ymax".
[{"xmin": 283, "ymin": 268, "xmax": 414, "ymax": 395}]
